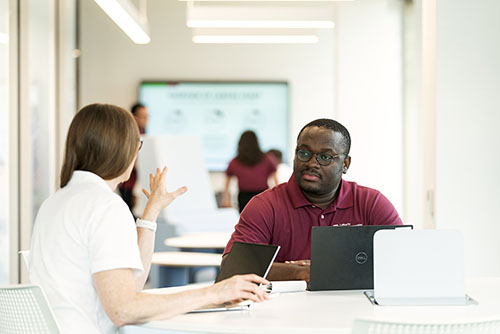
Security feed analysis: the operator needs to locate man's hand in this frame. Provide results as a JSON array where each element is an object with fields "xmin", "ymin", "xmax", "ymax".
[
  {"xmin": 285, "ymin": 259, "xmax": 310, "ymax": 266},
  {"xmin": 266, "ymin": 262, "xmax": 310, "ymax": 283}
]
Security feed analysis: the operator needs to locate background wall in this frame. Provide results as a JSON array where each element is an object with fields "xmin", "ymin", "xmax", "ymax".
[
  {"xmin": 79, "ymin": 0, "xmax": 335, "ymax": 163},
  {"xmin": 79, "ymin": 0, "xmax": 405, "ymax": 217},
  {"xmin": 335, "ymin": 0, "xmax": 403, "ymax": 216},
  {"xmin": 435, "ymin": 0, "xmax": 500, "ymax": 276}
]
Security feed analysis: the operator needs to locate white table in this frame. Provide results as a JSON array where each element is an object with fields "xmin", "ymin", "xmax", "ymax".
[
  {"xmin": 164, "ymin": 232, "xmax": 232, "ymax": 250},
  {"xmin": 152, "ymin": 232, "xmax": 231, "ymax": 287},
  {"xmin": 120, "ymin": 277, "xmax": 500, "ymax": 334}
]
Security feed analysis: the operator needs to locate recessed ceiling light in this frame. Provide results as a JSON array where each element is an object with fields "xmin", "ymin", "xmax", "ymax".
[
  {"xmin": 94, "ymin": 0, "xmax": 150, "ymax": 44},
  {"xmin": 192, "ymin": 35, "xmax": 319, "ymax": 44},
  {"xmin": 187, "ymin": 20, "xmax": 334, "ymax": 29}
]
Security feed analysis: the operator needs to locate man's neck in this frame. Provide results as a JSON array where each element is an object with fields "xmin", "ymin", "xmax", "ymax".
[{"xmin": 303, "ymin": 182, "xmax": 342, "ymax": 210}]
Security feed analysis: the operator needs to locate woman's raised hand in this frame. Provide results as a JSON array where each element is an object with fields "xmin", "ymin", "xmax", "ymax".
[{"xmin": 142, "ymin": 167, "xmax": 187, "ymax": 221}]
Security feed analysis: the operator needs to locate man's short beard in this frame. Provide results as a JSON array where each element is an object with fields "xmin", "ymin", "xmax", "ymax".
[{"xmin": 299, "ymin": 182, "xmax": 324, "ymax": 196}]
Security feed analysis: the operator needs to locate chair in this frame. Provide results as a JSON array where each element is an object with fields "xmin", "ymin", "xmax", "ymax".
[
  {"xmin": 0, "ymin": 285, "xmax": 61, "ymax": 333},
  {"xmin": 352, "ymin": 318, "xmax": 500, "ymax": 334}
]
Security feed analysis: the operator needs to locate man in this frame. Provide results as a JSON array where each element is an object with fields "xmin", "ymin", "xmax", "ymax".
[
  {"xmin": 223, "ymin": 118, "xmax": 402, "ymax": 282},
  {"xmin": 267, "ymin": 148, "xmax": 293, "ymax": 184},
  {"xmin": 118, "ymin": 103, "xmax": 148, "ymax": 215},
  {"xmin": 131, "ymin": 102, "xmax": 148, "ymax": 134}
]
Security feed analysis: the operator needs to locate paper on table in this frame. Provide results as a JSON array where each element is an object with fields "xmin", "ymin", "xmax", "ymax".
[{"xmin": 265, "ymin": 281, "xmax": 307, "ymax": 293}]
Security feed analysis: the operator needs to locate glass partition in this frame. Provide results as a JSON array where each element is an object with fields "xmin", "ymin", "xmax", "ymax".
[
  {"xmin": 0, "ymin": 0, "xmax": 10, "ymax": 284},
  {"xmin": 29, "ymin": 0, "xmax": 56, "ymax": 220}
]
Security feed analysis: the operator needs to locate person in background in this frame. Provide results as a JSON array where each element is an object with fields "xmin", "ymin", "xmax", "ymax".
[
  {"xmin": 222, "ymin": 119, "xmax": 402, "ymax": 283},
  {"xmin": 118, "ymin": 103, "xmax": 148, "ymax": 216},
  {"xmin": 221, "ymin": 130, "xmax": 278, "ymax": 213},
  {"xmin": 29, "ymin": 103, "xmax": 269, "ymax": 334},
  {"xmin": 131, "ymin": 102, "xmax": 148, "ymax": 134},
  {"xmin": 267, "ymin": 149, "xmax": 293, "ymax": 184}
]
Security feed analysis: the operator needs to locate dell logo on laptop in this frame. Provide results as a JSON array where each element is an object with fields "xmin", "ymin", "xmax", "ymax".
[{"xmin": 355, "ymin": 252, "xmax": 368, "ymax": 264}]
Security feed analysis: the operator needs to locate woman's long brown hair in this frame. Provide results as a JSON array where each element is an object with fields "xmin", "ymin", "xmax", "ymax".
[{"xmin": 60, "ymin": 103, "xmax": 140, "ymax": 188}]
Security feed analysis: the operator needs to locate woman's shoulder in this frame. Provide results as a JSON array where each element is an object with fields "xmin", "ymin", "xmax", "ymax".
[{"xmin": 53, "ymin": 180, "xmax": 125, "ymax": 213}]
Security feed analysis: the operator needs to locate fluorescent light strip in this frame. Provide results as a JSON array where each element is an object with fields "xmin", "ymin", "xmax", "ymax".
[
  {"xmin": 192, "ymin": 35, "xmax": 319, "ymax": 44},
  {"xmin": 181, "ymin": 0, "xmax": 352, "ymax": 1},
  {"xmin": 188, "ymin": 20, "xmax": 334, "ymax": 29},
  {"xmin": 0, "ymin": 33, "xmax": 8, "ymax": 44},
  {"xmin": 94, "ymin": 0, "xmax": 150, "ymax": 44}
]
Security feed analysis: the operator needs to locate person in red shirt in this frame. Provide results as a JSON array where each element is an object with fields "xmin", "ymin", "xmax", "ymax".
[
  {"xmin": 221, "ymin": 130, "xmax": 278, "ymax": 212},
  {"xmin": 223, "ymin": 119, "xmax": 402, "ymax": 282},
  {"xmin": 118, "ymin": 103, "xmax": 148, "ymax": 216}
]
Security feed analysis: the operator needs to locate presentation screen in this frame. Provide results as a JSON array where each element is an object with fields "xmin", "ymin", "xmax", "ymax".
[{"xmin": 139, "ymin": 81, "xmax": 289, "ymax": 171}]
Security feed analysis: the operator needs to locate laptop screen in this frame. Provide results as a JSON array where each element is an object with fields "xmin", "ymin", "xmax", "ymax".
[
  {"xmin": 215, "ymin": 241, "xmax": 280, "ymax": 283},
  {"xmin": 309, "ymin": 225, "xmax": 413, "ymax": 291}
]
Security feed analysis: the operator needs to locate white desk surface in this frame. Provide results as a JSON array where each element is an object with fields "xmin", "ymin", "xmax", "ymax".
[
  {"xmin": 121, "ymin": 277, "xmax": 500, "ymax": 334},
  {"xmin": 151, "ymin": 252, "xmax": 222, "ymax": 267},
  {"xmin": 164, "ymin": 232, "xmax": 232, "ymax": 249}
]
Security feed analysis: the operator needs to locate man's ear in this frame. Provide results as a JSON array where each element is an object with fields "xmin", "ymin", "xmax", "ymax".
[{"xmin": 343, "ymin": 156, "xmax": 351, "ymax": 174}]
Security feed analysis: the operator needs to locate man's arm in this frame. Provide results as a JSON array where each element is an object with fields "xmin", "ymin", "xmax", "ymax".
[
  {"xmin": 266, "ymin": 262, "xmax": 310, "ymax": 283},
  {"xmin": 220, "ymin": 255, "xmax": 310, "ymax": 283},
  {"xmin": 223, "ymin": 196, "xmax": 274, "ymax": 255},
  {"xmin": 369, "ymin": 191, "xmax": 403, "ymax": 225}
]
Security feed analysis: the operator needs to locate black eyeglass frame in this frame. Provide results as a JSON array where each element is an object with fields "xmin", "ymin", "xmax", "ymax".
[
  {"xmin": 295, "ymin": 148, "xmax": 345, "ymax": 166},
  {"xmin": 138, "ymin": 139, "xmax": 144, "ymax": 151}
]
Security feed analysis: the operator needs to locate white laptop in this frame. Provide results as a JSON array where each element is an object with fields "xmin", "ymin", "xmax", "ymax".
[{"xmin": 365, "ymin": 229, "xmax": 476, "ymax": 306}]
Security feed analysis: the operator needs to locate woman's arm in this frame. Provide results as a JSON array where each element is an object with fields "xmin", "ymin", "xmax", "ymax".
[
  {"xmin": 221, "ymin": 175, "xmax": 232, "ymax": 207},
  {"xmin": 271, "ymin": 172, "xmax": 279, "ymax": 186},
  {"xmin": 93, "ymin": 268, "xmax": 269, "ymax": 327},
  {"xmin": 135, "ymin": 167, "xmax": 187, "ymax": 290},
  {"xmin": 134, "ymin": 228, "xmax": 155, "ymax": 290}
]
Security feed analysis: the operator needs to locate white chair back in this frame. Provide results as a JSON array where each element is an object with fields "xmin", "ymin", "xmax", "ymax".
[
  {"xmin": 352, "ymin": 318, "xmax": 500, "ymax": 334},
  {"xmin": 0, "ymin": 284, "xmax": 61, "ymax": 333}
]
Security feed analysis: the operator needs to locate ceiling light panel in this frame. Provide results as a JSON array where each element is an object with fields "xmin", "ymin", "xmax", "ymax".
[
  {"xmin": 95, "ymin": 0, "xmax": 151, "ymax": 44},
  {"xmin": 180, "ymin": 0, "xmax": 350, "ymax": 2},
  {"xmin": 192, "ymin": 28, "xmax": 319, "ymax": 44},
  {"xmin": 193, "ymin": 35, "xmax": 319, "ymax": 44},
  {"xmin": 187, "ymin": 2, "xmax": 335, "ymax": 29}
]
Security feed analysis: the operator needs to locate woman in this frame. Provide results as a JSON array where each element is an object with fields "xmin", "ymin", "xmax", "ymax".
[
  {"xmin": 29, "ymin": 104, "xmax": 268, "ymax": 333},
  {"xmin": 222, "ymin": 130, "xmax": 278, "ymax": 212}
]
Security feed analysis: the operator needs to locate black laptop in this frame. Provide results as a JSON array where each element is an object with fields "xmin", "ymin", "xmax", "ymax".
[
  {"xmin": 216, "ymin": 241, "xmax": 280, "ymax": 283},
  {"xmin": 309, "ymin": 224, "xmax": 412, "ymax": 291}
]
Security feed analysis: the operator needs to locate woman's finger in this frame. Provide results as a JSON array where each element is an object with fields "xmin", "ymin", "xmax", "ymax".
[{"xmin": 170, "ymin": 186, "xmax": 188, "ymax": 199}]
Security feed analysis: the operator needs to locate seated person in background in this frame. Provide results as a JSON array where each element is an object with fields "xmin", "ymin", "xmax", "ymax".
[
  {"xmin": 118, "ymin": 102, "xmax": 148, "ymax": 217},
  {"xmin": 29, "ymin": 103, "xmax": 268, "ymax": 334},
  {"xmin": 221, "ymin": 130, "xmax": 278, "ymax": 212},
  {"xmin": 223, "ymin": 118, "xmax": 402, "ymax": 283},
  {"xmin": 267, "ymin": 148, "xmax": 293, "ymax": 184}
]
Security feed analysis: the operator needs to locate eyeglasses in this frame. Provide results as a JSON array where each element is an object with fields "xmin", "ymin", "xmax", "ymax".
[
  {"xmin": 138, "ymin": 139, "xmax": 143, "ymax": 151},
  {"xmin": 295, "ymin": 149, "xmax": 343, "ymax": 166}
]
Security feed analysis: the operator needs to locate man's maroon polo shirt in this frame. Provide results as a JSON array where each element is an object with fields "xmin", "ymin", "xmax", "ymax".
[{"xmin": 224, "ymin": 176, "xmax": 402, "ymax": 262}]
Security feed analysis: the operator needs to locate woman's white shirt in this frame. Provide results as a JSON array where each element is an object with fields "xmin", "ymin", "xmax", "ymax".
[{"xmin": 29, "ymin": 171, "xmax": 144, "ymax": 334}]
